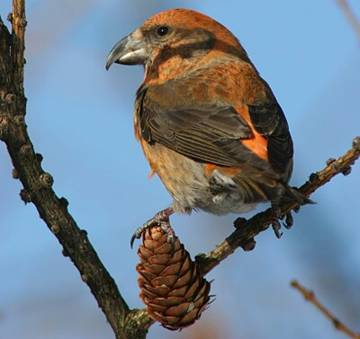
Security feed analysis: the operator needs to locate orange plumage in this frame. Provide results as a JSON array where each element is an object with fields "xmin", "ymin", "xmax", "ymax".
[{"xmin": 106, "ymin": 9, "xmax": 303, "ymax": 240}]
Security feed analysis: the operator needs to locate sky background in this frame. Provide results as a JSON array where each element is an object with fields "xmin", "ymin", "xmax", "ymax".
[{"xmin": 0, "ymin": 1, "xmax": 359, "ymax": 338}]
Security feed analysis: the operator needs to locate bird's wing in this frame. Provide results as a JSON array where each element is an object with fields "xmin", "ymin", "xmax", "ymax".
[
  {"xmin": 248, "ymin": 100, "xmax": 293, "ymax": 175},
  {"xmin": 136, "ymin": 77, "xmax": 292, "ymax": 177}
]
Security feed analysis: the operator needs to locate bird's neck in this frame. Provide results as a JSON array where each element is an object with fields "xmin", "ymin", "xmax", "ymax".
[{"xmin": 144, "ymin": 52, "xmax": 210, "ymax": 85}]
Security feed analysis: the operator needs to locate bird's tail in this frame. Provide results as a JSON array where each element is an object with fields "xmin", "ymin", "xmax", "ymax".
[{"xmin": 279, "ymin": 183, "xmax": 315, "ymax": 207}]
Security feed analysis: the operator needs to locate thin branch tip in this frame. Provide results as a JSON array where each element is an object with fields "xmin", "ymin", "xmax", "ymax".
[
  {"xmin": 336, "ymin": 0, "xmax": 360, "ymax": 43},
  {"xmin": 291, "ymin": 280, "xmax": 360, "ymax": 339}
]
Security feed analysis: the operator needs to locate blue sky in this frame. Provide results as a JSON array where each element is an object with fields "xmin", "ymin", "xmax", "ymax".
[{"xmin": 0, "ymin": 1, "xmax": 359, "ymax": 338}]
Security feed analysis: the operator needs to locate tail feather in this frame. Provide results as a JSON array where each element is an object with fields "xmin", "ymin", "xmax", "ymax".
[{"xmin": 281, "ymin": 184, "xmax": 315, "ymax": 206}]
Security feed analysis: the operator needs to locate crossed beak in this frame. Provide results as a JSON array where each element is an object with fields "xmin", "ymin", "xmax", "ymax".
[{"xmin": 106, "ymin": 30, "xmax": 148, "ymax": 70}]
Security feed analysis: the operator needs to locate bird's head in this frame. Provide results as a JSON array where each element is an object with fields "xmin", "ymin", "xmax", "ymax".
[{"xmin": 106, "ymin": 8, "xmax": 248, "ymax": 78}]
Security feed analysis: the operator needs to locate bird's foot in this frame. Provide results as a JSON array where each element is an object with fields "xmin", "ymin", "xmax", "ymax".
[
  {"xmin": 270, "ymin": 200, "xmax": 287, "ymax": 239},
  {"xmin": 270, "ymin": 199, "xmax": 296, "ymax": 238},
  {"xmin": 283, "ymin": 212, "xmax": 293, "ymax": 229},
  {"xmin": 130, "ymin": 207, "xmax": 174, "ymax": 248}
]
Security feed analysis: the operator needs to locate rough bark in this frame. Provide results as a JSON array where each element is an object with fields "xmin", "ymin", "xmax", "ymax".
[{"xmin": 0, "ymin": 5, "xmax": 147, "ymax": 339}]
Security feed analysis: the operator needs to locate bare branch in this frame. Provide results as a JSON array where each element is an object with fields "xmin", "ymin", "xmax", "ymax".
[
  {"xmin": 291, "ymin": 280, "xmax": 360, "ymax": 339},
  {"xmin": 196, "ymin": 137, "xmax": 360, "ymax": 276},
  {"xmin": 336, "ymin": 0, "xmax": 360, "ymax": 43},
  {"xmin": 1, "ymin": 3, "xmax": 146, "ymax": 339},
  {"xmin": 11, "ymin": 0, "xmax": 26, "ymax": 91}
]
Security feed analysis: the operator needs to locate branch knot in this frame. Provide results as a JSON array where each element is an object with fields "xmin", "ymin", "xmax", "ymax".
[
  {"xmin": 353, "ymin": 136, "xmax": 360, "ymax": 151},
  {"xmin": 50, "ymin": 224, "xmax": 60, "ymax": 234},
  {"xmin": 19, "ymin": 143, "xmax": 32, "ymax": 157},
  {"xmin": 19, "ymin": 188, "xmax": 31, "ymax": 203},
  {"xmin": 0, "ymin": 114, "xmax": 10, "ymax": 140},
  {"xmin": 39, "ymin": 172, "xmax": 54, "ymax": 188}
]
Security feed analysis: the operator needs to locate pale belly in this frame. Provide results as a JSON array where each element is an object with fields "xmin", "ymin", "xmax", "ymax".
[{"xmin": 140, "ymin": 142, "xmax": 257, "ymax": 215}]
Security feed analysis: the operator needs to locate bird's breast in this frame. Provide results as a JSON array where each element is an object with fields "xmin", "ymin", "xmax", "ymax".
[
  {"xmin": 138, "ymin": 139, "xmax": 257, "ymax": 215},
  {"xmin": 139, "ymin": 139, "xmax": 209, "ymax": 213}
]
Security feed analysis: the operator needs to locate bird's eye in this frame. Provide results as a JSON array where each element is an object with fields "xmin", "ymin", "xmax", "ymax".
[{"xmin": 156, "ymin": 26, "xmax": 169, "ymax": 36}]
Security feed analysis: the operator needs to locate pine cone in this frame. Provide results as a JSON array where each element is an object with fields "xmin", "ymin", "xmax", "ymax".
[{"xmin": 136, "ymin": 226, "xmax": 211, "ymax": 330}]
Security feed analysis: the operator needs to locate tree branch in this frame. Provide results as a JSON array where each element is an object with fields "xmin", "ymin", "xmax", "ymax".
[
  {"xmin": 11, "ymin": 0, "xmax": 26, "ymax": 91},
  {"xmin": 0, "ymin": 3, "xmax": 147, "ymax": 339},
  {"xmin": 291, "ymin": 280, "xmax": 360, "ymax": 339},
  {"xmin": 196, "ymin": 137, "xmax": 360, "ymax": 276},
  {"xmin": 336, "ymin": 0, "xmax": 360, "ymax": 43}
]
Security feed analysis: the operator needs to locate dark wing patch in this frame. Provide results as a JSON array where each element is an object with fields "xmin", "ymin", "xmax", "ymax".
[
  {"xmin": 248, "ymin": 102, "xmax": 293, "ymax": 174},
  {"xmin": 141, "ymin": 100, "xmax": 254, "ymax": 167}
]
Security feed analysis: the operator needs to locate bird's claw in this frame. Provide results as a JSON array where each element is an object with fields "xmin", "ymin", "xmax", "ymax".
[
  {"xmin": 130, "ymin": 207, "xmax": 174, "ymax": 248},
  {"xmin": 271, "ymin": 209, "xmax": 294, "ymax": 237},
  {"xmin": 160, "ymin": 220, "xmax": 175, "ymax": 243},
  {"xmin": 270, "ymin": 200, "xmax": 283, "ymax": 238},
  {"xmin": 130, "ymin": 217, "xmax": 160, "ymax": 248},
  {"xmin": 272, "ymin": 219, "xmax": 283, "ymax": 239},
  {"xmin": 284, "ymin": 212, "xmax": 294, "ymax": 229}
]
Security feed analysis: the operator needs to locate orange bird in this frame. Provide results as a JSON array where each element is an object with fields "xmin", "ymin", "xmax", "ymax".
[{"xmin": 106, "ymin": 9, "xmax": 306, "ymax": 245}]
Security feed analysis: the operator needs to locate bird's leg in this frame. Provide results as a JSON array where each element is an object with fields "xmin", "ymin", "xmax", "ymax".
[
  {"xmin": 270, "ymin": 192, "xmax": 284, "ymax": 238},
  {"xmin": 270, "ymin": 200, "xmax": 293, "ymax": 236},
  {"xmin": 282, "ymin": 186, "xmax": 315, "ymax": 229},
  {"xmin": 130, "ymin": 207, "xmax": 174, "ymax": 248},
  {"xmin": 270, "ymin": 184, "xmax": 312, "ymax": 236}
]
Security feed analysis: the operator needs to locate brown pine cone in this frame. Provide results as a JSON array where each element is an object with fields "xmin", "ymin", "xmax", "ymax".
[{"xmin": 136, "ymin": 226, "xmax": 212, "ymax": 330}]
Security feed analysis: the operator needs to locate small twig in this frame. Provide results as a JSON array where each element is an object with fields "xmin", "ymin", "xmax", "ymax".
[
  {"xmin": 291, "ymin": 280, "xmax": 360, "ymax": 339},
  {"xmin": 336, "ymin": 0, "xmax": 360, "ymax": 43},
  {"xmin": 196, "ymin": 137, "xmax": 360, "ymax": 276}
]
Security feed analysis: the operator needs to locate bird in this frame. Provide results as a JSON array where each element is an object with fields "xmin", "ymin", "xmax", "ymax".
[{"xmin": 106, "ymin": 8, "xmax": 307, "ymax": 246}]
